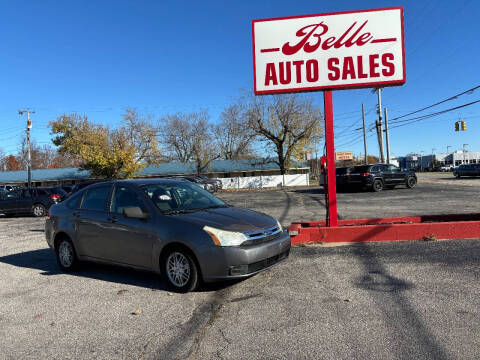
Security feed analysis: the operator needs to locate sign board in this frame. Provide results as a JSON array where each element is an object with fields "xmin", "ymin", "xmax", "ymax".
[
  {"xmin": 252, "ymin": 7, "xmax": 405, "ymax": 94},
  {"xmin": 336, "ymin": 151, "xmax": 354, "ymax": 160}
]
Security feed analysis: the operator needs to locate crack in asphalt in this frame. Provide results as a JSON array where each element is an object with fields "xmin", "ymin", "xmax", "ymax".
[{"xmin": 153, "ymin": 287, "xmax": 232, "ymax": 360}]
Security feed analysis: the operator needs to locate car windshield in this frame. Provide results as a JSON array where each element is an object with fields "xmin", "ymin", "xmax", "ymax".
[{"xmin": 141, "ymin": 181, "xmax": 227, "ymax": 215}]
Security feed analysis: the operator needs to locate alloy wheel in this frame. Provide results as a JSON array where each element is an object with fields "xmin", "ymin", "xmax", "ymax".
[
  {"xmin": 166, "ymin": 252, "xmax": 191, "ymax": 287},
  {"xmin": 58, "ymin": 241, "xmax": 74, "ymax": 268}
]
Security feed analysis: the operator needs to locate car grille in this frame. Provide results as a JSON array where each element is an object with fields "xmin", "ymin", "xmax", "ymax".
[
  {"xmin": 247, "ymin": 250, "xmax": 290, "ymax": 273},
  {"xmin": 241, "ymin": 225, "xmax": 282, "ymax": 246}
]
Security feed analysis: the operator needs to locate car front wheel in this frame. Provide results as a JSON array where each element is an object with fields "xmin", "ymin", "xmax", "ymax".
[
  {"xmin": 406, "ymin": 176, "xmax": 417, "ymax": 188},
  {"xmin": 162, "ymin": 248, "xmax": 199, "ymax": 293},
  {"xmin": 32, "ymin": 203, "xmax": 47, "ymax": 217},
  {"xmin": 372, "ymin": 179, "xmax": 384, "ymax": 192}
]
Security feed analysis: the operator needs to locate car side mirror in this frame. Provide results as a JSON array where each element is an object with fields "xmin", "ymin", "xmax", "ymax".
[{"xmin": 123, "ymin": 206, "xmax": 149, "ymax": 219}]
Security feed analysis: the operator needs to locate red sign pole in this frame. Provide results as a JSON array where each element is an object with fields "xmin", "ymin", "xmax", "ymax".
[{"xmin": 324, "ymin": 90, "xmax": 338, "ymax": 227}]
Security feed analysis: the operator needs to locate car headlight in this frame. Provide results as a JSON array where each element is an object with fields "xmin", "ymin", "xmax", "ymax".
[
  {"xmin": 203, "ymin": 226, "xmax": 247, "ymax": 246},
  {"xmin": 276, "ymin": 219, "xmax": 283, "ymax": 232}
]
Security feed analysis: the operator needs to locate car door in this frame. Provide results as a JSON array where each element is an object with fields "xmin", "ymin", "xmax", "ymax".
[
  {"xmin": 0, "ymin": 191, "xmax": 23, "ymax": 213},
  {"xmin": 15, "ymin": 189, "xmax": 35, "ymax": 212},
  {"xmin": 74, "ymin": 184, "xmax": 113, "ymax": 260},
  {"xmin": 388, "ymin": 165, "xmax": 406, "ymax": 183},
  {"xmin": 101, "ymin": 185, "xmax": 155, "ymax": 268}
]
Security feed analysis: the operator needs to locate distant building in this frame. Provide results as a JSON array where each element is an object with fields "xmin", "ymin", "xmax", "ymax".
[
  {"xmin": 0, "ymin": 158, "xmax": 310, "ymax": 189},
  {"xmin": 397, "ymin": 150, "xmax": 480, "ymax": 169}
]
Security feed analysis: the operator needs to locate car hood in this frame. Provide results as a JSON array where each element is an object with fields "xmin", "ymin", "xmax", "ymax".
[{"xmin": 176, "ymin": 207, "xmax": 277, "ymax": 232}]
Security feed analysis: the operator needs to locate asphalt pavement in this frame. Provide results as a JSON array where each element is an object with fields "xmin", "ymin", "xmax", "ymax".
[{"xmin": 0, "ymin": 173, "xmax": 479, "ymax": 359}]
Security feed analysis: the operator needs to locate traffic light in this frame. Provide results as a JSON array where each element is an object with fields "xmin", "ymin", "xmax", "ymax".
[
  {"xmin": 455, "ymin": 122, "xmax": 459, "ymax": 131},
  {"xmin": 461, "ymin": 121, "xmax": 466, "ymax": 131}
]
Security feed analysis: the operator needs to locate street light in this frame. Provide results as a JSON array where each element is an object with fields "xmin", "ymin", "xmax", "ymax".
[
  {"xmin": 420, "ymin": 150, "xmax": 425, "ymax": 171},
  {"xmin": 431, "ymin": 148, "xmax": 436, "ymax": 169}
]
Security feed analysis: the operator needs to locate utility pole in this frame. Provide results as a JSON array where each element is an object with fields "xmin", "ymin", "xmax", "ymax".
[
  {"xmin": 375, "ymin": 88, "xmax": 385, "ymax": 163},
  {"xmin": 431, "ymin": 148, "xmax": 436, "ymax": 169},
  {"xmin": 18, "ymin": 109, "xmax": 35, "ymax": 188},
  {"xmin": 384, "ymin": 107, "xmax": 391, "ymax": 164},
  {"xmin": 463, "ymin": 144, "xmax": 468, "ymax": 164},
  {"xmin": 362, "ymin": 104, "xmax": 367, "ymax": 164}
]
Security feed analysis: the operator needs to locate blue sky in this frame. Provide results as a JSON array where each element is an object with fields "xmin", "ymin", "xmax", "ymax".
[{"xmin": 0, "ymin": 0, "xmax": 478, "ymax": 159}]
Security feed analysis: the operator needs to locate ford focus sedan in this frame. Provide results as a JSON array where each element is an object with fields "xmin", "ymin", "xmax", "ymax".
[{"xmin": 45, "ymin": 179, "xmax": 290, "ymax": 292}]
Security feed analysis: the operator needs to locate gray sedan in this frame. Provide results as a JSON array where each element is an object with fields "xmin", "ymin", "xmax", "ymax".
[{"xmin": 45, "ymin": 179, "xmax": 290, "ymax": 292}]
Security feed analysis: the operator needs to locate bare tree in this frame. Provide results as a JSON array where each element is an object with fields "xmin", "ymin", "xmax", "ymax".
[
  {"xmin": 246, "ymin": 94, "xmax": 323, "ymax": 174},
  {"xmin": 214, "ymin": 104, "xmax": 256, "ymax": 160},
  {"xmin": 160, "ymin": 110, "xmax": 220, "ymax": 173}
]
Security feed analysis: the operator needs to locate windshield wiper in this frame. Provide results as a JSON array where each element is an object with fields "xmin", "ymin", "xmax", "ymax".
[
  {"xmin": 162, "ymin": 209, "xmax": 203, "ymax": 215},
  {"xmin": 200, "ymin": 205, "xmax": 229, "ymax": 210}
]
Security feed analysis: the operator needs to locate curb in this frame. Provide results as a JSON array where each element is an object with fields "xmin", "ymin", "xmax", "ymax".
[{"xmin": 288, "ymin": 213, "xmax": 480, "ymax": 244}]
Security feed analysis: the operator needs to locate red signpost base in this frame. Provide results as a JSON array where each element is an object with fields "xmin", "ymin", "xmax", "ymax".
[
  {"xmin": 323, "ymin": 90, "xmax": 338, "ymax": 227},
  {"xmin": 288, "ymin": 213, "xmax": 480, "ymax": 244}
]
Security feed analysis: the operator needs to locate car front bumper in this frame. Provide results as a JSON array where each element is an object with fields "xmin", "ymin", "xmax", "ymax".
[{"xmin": 200, "ymin": 230, "xmax": 291, "ymax": 282}]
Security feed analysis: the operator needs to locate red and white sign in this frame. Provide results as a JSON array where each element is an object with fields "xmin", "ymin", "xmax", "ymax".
[
  {"xmin": 335, "ymin": 151, "xmax": 353, "ymax": 160},
  {"xmin": 252, "ymin": 7, "xmax": 405, "ymax": 94}
]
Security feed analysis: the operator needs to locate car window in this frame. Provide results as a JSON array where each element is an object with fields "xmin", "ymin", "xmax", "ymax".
[
  {"xmin": 36, "ymin": 189, "xmax": 48, "ymax": 196},
  {"xmin": 4, "ymin": 192, "xmax": 19, "ymax": 199},
  {"xmin": 66, "ymin": 192, "xmax": 83, "ymax": 209},
  {"xmin": 388, "ymin": 165, "xmax": 400, "ymax": 172},
  {"xmin": 142, "ymin": 182, "xmax": 225, "ymax": 214},
  {"xmin": 111, "ymin": 186, "xmax": 147, "ymax": 214},
  {"xmin": 81, "ymin": 185, "xmax": 111, "ymax": 212}
]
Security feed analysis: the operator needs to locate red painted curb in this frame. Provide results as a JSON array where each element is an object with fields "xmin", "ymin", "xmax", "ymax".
[{"xmin": 288, "ymin": 214, "xmax": 480, "ymax": 244}]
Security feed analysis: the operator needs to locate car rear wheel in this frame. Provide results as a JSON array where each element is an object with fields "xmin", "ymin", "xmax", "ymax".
[
  {"xmin": 372, "ymin": 179, "xmax": 384, "ymax": 192},
  {"xmin": 455, "ymin": 173, "xmax": 461, "ymax": 178},
  {"xmin": 56, "ymin": 237, "xmax": 79, "ymax": 272},
  {"xmin": 32, "ymin": 203, "xmax": 46, "ymax": 217},
  {"xmin": 162, "ymin": 248, "xmax": 199, "ymax": 293},
  {"xmin": 406, "ymin": 176, "xmax": 417, "ymax": 188}
]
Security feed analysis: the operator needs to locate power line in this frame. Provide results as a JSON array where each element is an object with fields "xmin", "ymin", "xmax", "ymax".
[{"xmin": 389, "ymin": 85, "xmax": 480, "ymax": 122}]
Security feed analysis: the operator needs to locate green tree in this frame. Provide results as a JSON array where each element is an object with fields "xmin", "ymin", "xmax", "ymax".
[{"xmin": 50, "ymin": 109, "xmax": 160, "ymax": 179}]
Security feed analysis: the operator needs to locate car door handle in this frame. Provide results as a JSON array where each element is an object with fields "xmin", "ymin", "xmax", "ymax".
[
  {"xmin": 107, "ymin": 216, "xmax": 118, "ymax": 223},
  {"xmin": 73, "ymin": 211, "xmax": 81, "ymax": 218}
]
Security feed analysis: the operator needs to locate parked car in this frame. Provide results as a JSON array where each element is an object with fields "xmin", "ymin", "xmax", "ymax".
[
  {"xmin": 179, "ymin": 176, "xmax": 216, "ymax": 193},
  {"xmin": 45, "ymin": 179, "xmax": 290, "ymax": 292},
  {"xmin": 453, "ymin": 164, "xmax": 480, "ymax": 178},
  {"xmin": 0, "ymin": 187, "xmax": 60, "ymax": 217},
  {"xmin": 61, "ymin": 185, "xmax": 73, "ymax": 195},
  {"xmin": 71, "ymin": 180, "xmax": 106, "ymax": 194},
  {"xmin": 330, "ymin": 163, "xmax": 417, "ymax": 192},
  {"xmin": 439, "ymin": 165, "xmax": 453, "ymax": 172},
  {"xmin": 0, "ymin": 184, "xmax": 23, "ymax": 192},
  {"xmin": 197, "ymin": 174, "xmax": 223, "ymax": 190}
]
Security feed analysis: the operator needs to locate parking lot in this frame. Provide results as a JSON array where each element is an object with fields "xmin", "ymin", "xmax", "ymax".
[{"xmin": 1, "ymin": 172, "xmax": 479, "ymax": 359}]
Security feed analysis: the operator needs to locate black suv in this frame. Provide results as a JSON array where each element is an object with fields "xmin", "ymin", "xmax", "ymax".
[
  {"xmin": 336, "ymin": 164, "xmax": 417, "ymax": 192},
  {"xmin": 453, "ymin": 164, "xmax": 480, "ymax": 178},
  {"xmin": 0, "ymin": 187, "xmax": 63, "ymax": 217}
]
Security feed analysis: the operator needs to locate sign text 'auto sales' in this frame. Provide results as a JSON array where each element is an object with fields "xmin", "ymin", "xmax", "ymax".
[{"xmin": 252, "ymin": 7, "xmax": 405, "ymax": 94}]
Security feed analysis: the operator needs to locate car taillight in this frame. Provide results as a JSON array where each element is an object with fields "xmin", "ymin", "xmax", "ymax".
[
  {"xmin": 361, "ymin": 172, "xmax": 370, "ymax": 177},
  {"xmin": 49, "ymin": 194, "xmax": 60, "ymax": 200}
]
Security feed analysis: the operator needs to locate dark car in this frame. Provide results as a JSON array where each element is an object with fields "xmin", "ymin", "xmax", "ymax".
[
  {"xmin": 197, "ymin": 175, "xmax": 222, "ymax": 190},
  {"xmin": 179, "ymin": 176, "xmax": 216, "ymax": 193},
  {"xmin": 71, "ymin": 180, "xmax": 106, "ymax": 194},
  {"xmin": 335, "ymin": 163, "xmax": 417, "ymax": 192},
  {"xmin": 453, "ymin": 164, "xmax": 480, "ymax": 178},
  {"xmin": 45, "ymin": 179, "xmax": 290, "ymax": 292},
  {"xmin": 0, "ymin": 187, "xmax": 59, "ymax": 217},
  {"xmin": 61, "ymin": 185, "xmax": 73, "ymax": 195}
]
